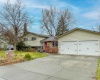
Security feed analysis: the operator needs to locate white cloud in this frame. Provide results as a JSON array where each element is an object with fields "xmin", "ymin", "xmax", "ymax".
[
  {"xmin": 66, "ymin": 3, "xmax": 80, "ymax": 13},
  {"xmin": 0, "ymin": 0, "xmax": 6, "ymax": 3},
  {"xmin": 0, "ymin": 0, "xmax": 16, "ymax": 4},
  {"xmin": 22, "ymin": 0, "xmax": 80, "ymax": 13},
  {"xmin": 27, "ymin": 5, "xmax": 48, "ymax": 9},
  {"xmin": 0, "ymin": 0, "xmax": 48, "ymax": 9},
  {"xmin": 50, "ymin": 1, "xmax": 80, "ymax": 13},
  {"xmin": 22, "ymin": 0, "xmax": 48, "ymax": 9},
  {"xmin": 0, "ymin": 0, "xmax": 80, "ymax": 12},
  {"xmin": 83, "ymin": 11, "xmax": 100, "ymax": 20}
]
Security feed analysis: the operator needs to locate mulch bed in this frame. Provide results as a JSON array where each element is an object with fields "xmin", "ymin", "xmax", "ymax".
[{"xmin": 0, "ymin": 59, "xmax": 26, "ymax": 66}]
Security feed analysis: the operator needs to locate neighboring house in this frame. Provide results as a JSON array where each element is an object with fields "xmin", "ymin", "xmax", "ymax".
[
  {"xmin": 43, "ymin": 36, "xmax": 58, "ymax": 53},
  {"xmin": 58, "ymin": 28, "xmax": 100, "ymax": 56},
  {"xmin": 0, "ymin": 35, "xmax": 8, "ymax": 49},
  {"xmin": 23, "ymin": 32, "xmax": 48, "ymax": 51}
]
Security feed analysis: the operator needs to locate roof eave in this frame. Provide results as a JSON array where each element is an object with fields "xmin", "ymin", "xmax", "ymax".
[
  {"xmin": 22, "ymin": 32, "xmax": 49, "ymax": 38},
  {"xmin": 58, "ymin": 28, "xmax": 100, "ymax": 39}
]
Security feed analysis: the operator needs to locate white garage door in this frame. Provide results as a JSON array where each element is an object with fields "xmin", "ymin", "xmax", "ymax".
[
  {"xmin": 78, "ymin": 41, "xmax": 99, "ymax": 55},
  {"xmin": 61, "ymin": 41, "xmax": 78, "ymax": 54},
  {"xmin": 60, "ymin": 40, "xmax": 99, "ymax": 56}
]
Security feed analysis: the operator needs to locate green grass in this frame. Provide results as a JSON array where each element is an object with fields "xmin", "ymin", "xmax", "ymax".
[
  {"xmin": 0, "ymin": 51, "xmax": 6, "ymax": 58},
  {"xmin": 0, "ymin": 51, "xmax": 47, "ymax": 60},
  {"xmin": 97, "ymin": 58, "xmax": 100, "ymax": 80}
]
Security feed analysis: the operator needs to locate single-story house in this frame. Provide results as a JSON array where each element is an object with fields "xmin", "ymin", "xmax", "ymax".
[
  {"xmin": 42, "ymin": 36, "xmax": 58, "ymax": 53},
  {"xmin": 23, "ymin": 32, "xmax": 48, "ymax": 51},
  {"xmin": 58, "ymin": 28, "xmax": 100, "ymax": 56}
]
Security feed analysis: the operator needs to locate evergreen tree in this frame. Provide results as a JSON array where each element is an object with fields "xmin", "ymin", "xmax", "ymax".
[
  {"xmin": 56, "ymin": 15, "xmax": 69, "ymax": 36},
  {"xmin": 23, "ymin": 22, "xmax": 28, "ymax": 35}
]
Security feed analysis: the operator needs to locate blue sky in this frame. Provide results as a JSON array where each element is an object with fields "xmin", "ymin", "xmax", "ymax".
[{"xmin": 0, "ymin": 0, "xmax": 100, "ymax": 34}]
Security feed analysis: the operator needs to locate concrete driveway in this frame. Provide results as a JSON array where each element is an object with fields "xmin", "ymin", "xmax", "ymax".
[{"xmin": 0, "ymin": 55, "xmax": 98, "ymax": 80}]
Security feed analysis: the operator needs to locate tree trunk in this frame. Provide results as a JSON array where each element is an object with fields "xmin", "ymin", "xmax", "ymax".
[{"xmin": 14, "ymin": 43, "xmax": 17, "ymax": 51}]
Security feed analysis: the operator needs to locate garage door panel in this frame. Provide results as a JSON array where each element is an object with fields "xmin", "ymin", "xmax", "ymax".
[
  {"xmin": 78, "ymin": 41, "xmax": 99, "ymax": 55},
  {"xmin": 61, "ymin": 41, "xmax": 77, "ymax": 54}
]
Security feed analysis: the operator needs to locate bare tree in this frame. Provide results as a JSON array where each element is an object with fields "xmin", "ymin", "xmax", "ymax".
[
  {"xmin": 92, "ymin": 25, "xmax": 100, "ymax": 32},
  {"xmin": 0, "ymin": 0, "xmax": 33, "ymax": 50},
  {"xmin": 41, "ymin": 7, "xmax": 57, "ymax": 36},
  {"xmin": 41, "ymin": 7, "xmax": 75, "ymax": 36},
  {"xmin": 96, "ymin": 25, "xmax": 100, "ymax": 32}
]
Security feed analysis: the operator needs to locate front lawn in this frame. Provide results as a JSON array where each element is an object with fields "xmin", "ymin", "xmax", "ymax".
[
  {"xmin": 14, "ymin": 51, "xmax": 47, "ymax": 60},
  {"xmin": 0, "ymin": 51, "xmax": 47, "ymax": 65},
  {"xmin": 0, "ymin": 51, "xmax": 6, "ymax": 58},
  {"xmin": 97, "ymin": 58, "xmax": 100, "ymax": 80}
]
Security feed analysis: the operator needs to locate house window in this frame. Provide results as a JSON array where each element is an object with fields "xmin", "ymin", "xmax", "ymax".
[
  {"xmin": 24, "ymin": 38, "xmax": 28, "ymax": 41},
  {"xmin": 32, "ymin": 37, "xmax": 36, "ymax": 40},
  {"xmin": 53, "ymin": 41, "xmax": 58, "ymax": 47}
]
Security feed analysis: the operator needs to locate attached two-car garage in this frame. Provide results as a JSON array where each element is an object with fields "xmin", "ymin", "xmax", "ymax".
[
  {"xmin": 58, "ymin": 28, "xmax": 100, "ymax": 56},
  {"xmin": 60, "ymin": 40, "xmax": 99, "ymax": 56}
]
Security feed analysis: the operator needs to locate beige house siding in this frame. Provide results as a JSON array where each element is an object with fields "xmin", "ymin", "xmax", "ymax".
[
  {"xmin": 0, "ymin": 41, "xmax": 8, "ymax": 48},
  {"xmin": 58, "ymin": 30, "xmax": 100, "ymax": 54},
  {"xmin": 23, "ymin": 34, "xmax": 45, "ymax": 46}
]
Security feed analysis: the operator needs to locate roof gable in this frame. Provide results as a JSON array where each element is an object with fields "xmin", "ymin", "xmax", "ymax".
[
  {"xmin": 22, "ymin": 32, "xmax": 49, "ymax": 38},
  {"xmin": 58, "ymin": 28, "xmax": 100, "ymax": 39}
]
